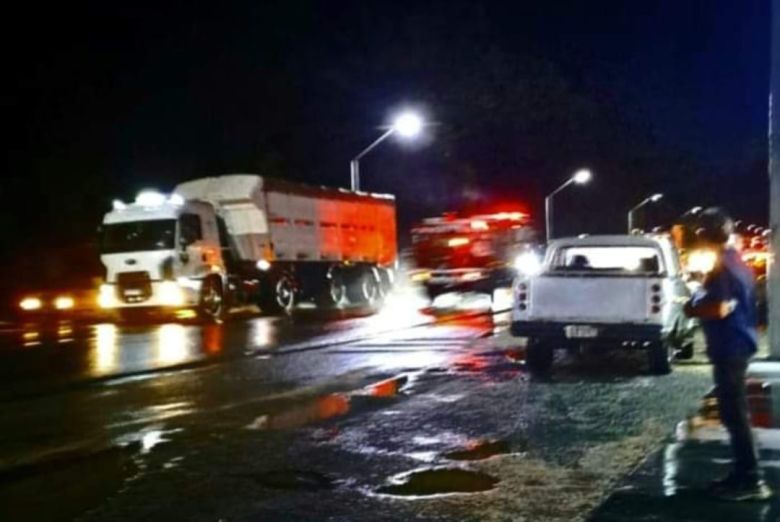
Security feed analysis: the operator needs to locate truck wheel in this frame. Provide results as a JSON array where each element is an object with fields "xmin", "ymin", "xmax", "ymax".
[
  {"xmin": 261, "ymin": 273, "xmax": 296, "ymax": 315},
  {"xmin": 198, "ymin": 276, "xmax": 225, "ymax": 322},
  {"xmin": 316, "ymin": 271, "xmax": 345, "ymax": 308},
  {"xmin": 377, "ymin": 268, "xmax": 394, "ymax": 297},
  {"xmin": 526, "ymin": 339, "xmax": 554, "ymax": 376},
  {"xmin": 346, "ymin": 269, "xmax": 379, "ymax": 305},
  {"xmin": 648, "ymin": 341, "xmax": 672, "ymax": 375}
]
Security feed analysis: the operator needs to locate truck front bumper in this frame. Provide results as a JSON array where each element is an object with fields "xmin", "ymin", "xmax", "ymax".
[
  {"xmin": 511, "ymin": 321, "xmax": 664, "ymax": 343},
  {"xmin": 414, "ymin": 268, "xmax": 515, "ymax": 296},
  {"xmin": 99, "ymin": 279, "xmax": 202, "ymax": 310}
]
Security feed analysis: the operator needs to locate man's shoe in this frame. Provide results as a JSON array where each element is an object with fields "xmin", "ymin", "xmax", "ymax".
[{"xmin": 716, "ymin": 479, "xmax": 773, "ymax": 502}]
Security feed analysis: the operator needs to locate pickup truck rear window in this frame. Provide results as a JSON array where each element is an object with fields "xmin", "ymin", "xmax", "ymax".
[{"xmin": 550, "ymin": 246, "xmax": 663, "ymax": 274}]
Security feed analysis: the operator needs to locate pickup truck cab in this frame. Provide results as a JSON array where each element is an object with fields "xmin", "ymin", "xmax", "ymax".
[{"xmin": 510, "ymin": 235, "xmax": 695, "ymax": 375}]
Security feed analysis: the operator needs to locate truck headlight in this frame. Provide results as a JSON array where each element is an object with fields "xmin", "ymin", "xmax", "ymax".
[
  {"xmin": 54, "ymin": 296, "xmax": 75, "ymax": 310},
  {"xmin": 98, "ymin": 284, "xmax": 116, "ymax": 309},
  {"xmin": 19, "ymin": 297, "xmax": 42, "ymax": 311},
  {"xmin": 159, "ymin": 281, "xmax": 185, "ymax": 306},
  {"xmin": 514, "ymin": 252, "xmax": 542, "ymax": 276}
]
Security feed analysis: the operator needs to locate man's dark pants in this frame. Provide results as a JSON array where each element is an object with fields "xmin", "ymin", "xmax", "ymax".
[{"xmin": 713, "ymin": 356, "xmax": 761, "ymax": 481}]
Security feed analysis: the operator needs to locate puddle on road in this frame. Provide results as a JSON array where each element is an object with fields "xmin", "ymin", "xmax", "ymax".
[
  {"xmin": 244, "ymin": 469, "xmax": 335, "ymax": 491},
  {"xmin": 0, "ymin": 444, "xmax": 138, "ymax": 522},
  {"xmin": 246, "ymin": 373, "xmax": 415, "ymax": 432},
  {"xmin": 444, "ymin": 439, "xmax": 515, "ymax": 461},
  {"xmin": 377, "ymin": 467, "xmax": 499, "ymax": 496}
]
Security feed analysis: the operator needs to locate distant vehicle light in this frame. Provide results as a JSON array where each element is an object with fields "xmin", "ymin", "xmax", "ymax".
[
  {"xmin": 135, "ymin": 190, "xmax": 167, "ymax": 207},
  {"xmin": 54, "ymin": 296, "xmax": 75, "ymax": 310},
  {"xmin": 492, "ymin": 212, "xmax": 526, "ymax": 221},
  {"xmin": 470, "ymin": 219, "xmax": 489, "ymax": 231},
  {"xmin": 410, "ymin": 271, "xmax": 431, "ymax": 282},
  {"xmin": 461, "ymin": 271, "xmax": 483, "ymax": 281},
  {"xmin": 19, "ymin": 297, "xmax": 42, "ymax": 311},
  {"xmin": 256, "ymin": 259, "xmax": 272, "ymax": 271},
  {"xmin": 159, "ymin": 281, "xmax": 185, "ymax": 306},
  {"xmin": 448, "ymin": 237, "xmax": 470, "ymax": 247},
  {"xmin": 687, "ymin": 250, "xmax": 717, "ymax": 274},
  {"xmin": 514, "ymin": 252, "xmax": 542, "ymax": 275},
  {"xmin": 98, "ymin": 284, "xmax": 116, "ymax": 309},
  {"xmin": 112, "ymin": 199, "xmax": 127, "ymax": 210}
]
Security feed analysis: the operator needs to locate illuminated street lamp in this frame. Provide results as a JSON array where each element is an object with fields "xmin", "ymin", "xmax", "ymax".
[
  {"xmin": 350, "ymin": 111, "xmax": 424, "ymax": 192},
  {"xmin": 545, "ymin": 169, "xmax": 592, "ymax": 242},
  {"xmin": 627, "ymin": 193, "xmax": 663, "ymax": 233}
]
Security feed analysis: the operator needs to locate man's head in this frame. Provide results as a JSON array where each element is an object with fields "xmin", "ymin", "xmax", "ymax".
[{"xmin": 696, "ymin": 207, "xmax": 734, "ymax": 247}]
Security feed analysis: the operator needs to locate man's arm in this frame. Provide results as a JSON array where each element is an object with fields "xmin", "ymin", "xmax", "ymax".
[
  {"xmin": 684, "ymin": 266, "xmax": 736, "ymax": 320},
  {"xmin": 684, "ymin": 298, "xmax": 735, "ymax": 320}
]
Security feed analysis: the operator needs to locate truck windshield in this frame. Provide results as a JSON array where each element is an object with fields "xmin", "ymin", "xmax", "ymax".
[
  {"xmin": 100, "ymin": 220, "xmax": 176, "ymax": 254},
  {"xmin": 551, "ymin": 246, "xmax": 663, "ymax": 274}
]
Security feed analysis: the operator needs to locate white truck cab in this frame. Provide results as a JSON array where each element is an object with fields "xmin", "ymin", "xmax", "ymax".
[
  {"xmin": 98, "ymin": 191, "xmax": 225, "ymax": 315},
  {"xmin": 511, "ymin": 234, "xmax": 695, "ymax": 375}
]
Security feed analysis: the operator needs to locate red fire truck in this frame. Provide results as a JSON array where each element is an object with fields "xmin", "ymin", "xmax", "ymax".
[{"xmin": 408, "ymin": 211, "xmax": 539, "ymax": 302}]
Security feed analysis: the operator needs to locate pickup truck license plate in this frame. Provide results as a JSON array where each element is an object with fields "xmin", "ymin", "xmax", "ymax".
[{"xmin": 564, "ymin": 325, "xmax": 599, "ymax": 339}]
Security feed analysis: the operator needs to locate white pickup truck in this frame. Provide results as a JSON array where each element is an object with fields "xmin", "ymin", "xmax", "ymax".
[{"xmin": 510, "ymin": 235, "xmax": 695, "ymax": 375}]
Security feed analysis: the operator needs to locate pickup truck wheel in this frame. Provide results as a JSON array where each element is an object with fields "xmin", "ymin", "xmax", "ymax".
[
  {"xmin": 676, "ymin": 340, "xmax": 695, "ymax": 360},
  {"xmin": 526, "ymin": 339, "xmax": 554, "ymax": 375},
  {"xmin": 648, "ymin": 341, "xmax": 672, "ymax": 375},
  {"xmin": 198, "ymin": 276, "xmax": 225, "ymax": 322}
]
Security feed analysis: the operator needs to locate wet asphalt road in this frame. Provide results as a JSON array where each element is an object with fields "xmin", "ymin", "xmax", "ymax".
[{"xmin": 0, "ymin": 290, "xmax": 715, "ymax": 522}]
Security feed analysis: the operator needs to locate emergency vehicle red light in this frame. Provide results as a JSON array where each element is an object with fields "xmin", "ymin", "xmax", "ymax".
[
  {"xmin": 470, "ymin": 220, "xmax": 489, "ymax": 231},
  {"xmin": 448, "ymin": 237, "xmax": 470, "ymax": 247}
]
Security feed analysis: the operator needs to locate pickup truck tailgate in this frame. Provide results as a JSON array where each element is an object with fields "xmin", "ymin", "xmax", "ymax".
[{"xmin": 529, "ymin": 276, "xmax": 651, "ymax": 323}]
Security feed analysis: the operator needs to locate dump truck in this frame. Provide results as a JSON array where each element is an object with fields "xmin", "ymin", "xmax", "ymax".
[{"xmin": 98, "ymin": 174, "xmax": 397, "ymax": 319}]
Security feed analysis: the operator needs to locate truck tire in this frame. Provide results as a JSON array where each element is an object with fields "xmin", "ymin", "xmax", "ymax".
[
  {"xmin": 526, "ymin": 338, "xmax": 554, "ymax": 376},
  {"xmin": 648, "ymin": 341, "xmax": 672, "ymax": 375},
  {"xmin": 315, "ymin": 270, "xmax": 346, "ymax": 308},
  {"xmin": 346, "ymin": 268, "xmax": 379, "ymax": 305},
  {"xmin": 377, "ymin": 267, "xmax": 394, "ymax": 297},
  {"xmin": 261, "ymin": 273, "xmax": 296, "ymax": 315},
  {"xmin": 198, "ymin": 276, "xmax": 225, "ymax": 322}
]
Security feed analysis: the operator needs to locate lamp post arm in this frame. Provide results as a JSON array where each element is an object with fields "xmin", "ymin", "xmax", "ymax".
[
  {"xmin": 547, "ymin": 179, "xmax": 574, "ymax": 200},
  {"xmin": 352, "ymin": 128, "xmax": 395, "ymax": 162}
]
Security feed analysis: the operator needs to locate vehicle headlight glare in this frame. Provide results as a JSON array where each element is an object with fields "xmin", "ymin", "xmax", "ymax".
[
  {"xmin": 159, "ymin": 281, "xmax": 185, "ymax": 306},
  {"xmin": 54, "ymin": 296, "xmax": 75, "ymax": 310},
  {"xmin": 19, "ymin": 297, "xmax": 42, "ymax": 311},
  {"xmin": 98, "ymin": 284, "xmax": 116, "ymax": 309},
  {"xmin": 514, "ymin": 252, "xmax": 542, "ymax": 275}
]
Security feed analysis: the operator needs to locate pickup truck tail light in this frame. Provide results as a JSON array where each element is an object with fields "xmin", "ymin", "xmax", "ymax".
[
  {"xmin": 650, "ymin": 282, "xmax": 662, "ymax": 314},
  {"xmin": 517, "ymin": 282, "xmax": 528, "ymax": 311}
]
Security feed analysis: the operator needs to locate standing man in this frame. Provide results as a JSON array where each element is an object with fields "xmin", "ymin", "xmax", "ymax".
[{"xmin": 684, "ymin": 207, "xmax": 772, "ymax": 501}]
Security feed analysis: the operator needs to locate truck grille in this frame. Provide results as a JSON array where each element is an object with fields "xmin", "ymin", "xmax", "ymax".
[{"xmin": 116, "ymin": 271, "xmax": 152, "ymax": 303}]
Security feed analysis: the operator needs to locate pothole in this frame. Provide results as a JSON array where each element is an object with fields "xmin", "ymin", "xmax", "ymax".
[
  {"xmin": 377, "ymin": 467, "xmax": 498, "ymax": 496},
  {"xmin": 444, "ymin": 439, "xmax": 514, "ymax": 461},
  {"xmin": 246, "ymin": 469, "xmax": 334, "ymax": 491}
]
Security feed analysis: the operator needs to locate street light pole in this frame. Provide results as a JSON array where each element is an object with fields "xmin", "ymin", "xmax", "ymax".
[
  {"xmin": 769, "ymin": 0, "xmax": 780, "ymax": 359},
  {"xmin": 349, "ymin": 111, "xmax": 423, "ymax": 192},
  {"xmin": 350, "ymin": 128, "xmax": 395, "ymax": 192},
  {"xmin": 627, "ymin": 193, "xmax": 663, "ymax": 234},
  {"xmin": 545, "ymin": 169, "xmax": 592, "ymax": 243}
]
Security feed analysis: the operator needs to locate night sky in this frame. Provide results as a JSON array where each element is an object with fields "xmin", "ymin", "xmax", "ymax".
[{"xmin": 0, "ymin": 0, "xmax": 771, "ymax": 260}]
